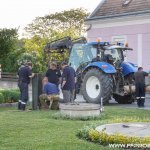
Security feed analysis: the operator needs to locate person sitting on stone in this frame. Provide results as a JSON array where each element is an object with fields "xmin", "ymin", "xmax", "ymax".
[{"xmin": 39, "ymin": 77, "xmax": 59, "ymax": 110}]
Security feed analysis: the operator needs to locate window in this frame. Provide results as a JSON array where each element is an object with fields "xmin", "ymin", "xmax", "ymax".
[
  {"xmin": 112, "ymin": 35, "xmax": 127, "ymax": 46},
  {"xmin": 69, "ymin": 44, "xmax": 97, "ymax": 70}
]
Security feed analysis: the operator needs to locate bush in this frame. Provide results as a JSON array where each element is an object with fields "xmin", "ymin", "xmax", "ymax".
[
  {"xmin": 0, "ymin": 89, "xmax": 19, "ymax": 103},
  {"xmin": 0, "ymin": 93, "xmax": 4, "ymax": 104}
]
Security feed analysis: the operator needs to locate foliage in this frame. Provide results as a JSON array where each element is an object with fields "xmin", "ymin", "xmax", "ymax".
[
  {"xmin": 88, "ymin": 129, "xmax": 150, "ymax": 145},
  {"xmin": 0, "ymin": 28, "xmax": 19, "ymax": 72},
  {"xmin": 2, "ymin": 48, "xmax": 25, "ymax": 72},
  {"xmin": 25, "ymin": 8, "xmax": 89, "ymax": 38},
  {"xmin": 0, "ymin": 89, "xmax": 19, "ymax": 103},
  {"xmin": 20, "ymin": 36, "xmax": 48, "ymax": 72},
  {"xmin": 0, "ymin": 93, "xmax": 4, "ymax": 103},
  {"xmin": 0, "ymin": 28, "xmax": 18, "ymax": 58}
]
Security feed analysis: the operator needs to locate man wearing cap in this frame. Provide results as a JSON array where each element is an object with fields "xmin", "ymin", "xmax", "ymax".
[
  {"xmin": 18, "ymin": 62, "xmax": 34, "ymax": 111},
  {"xmin": 61, "ymin": 62, "xmax": 76, "ymax": 103},
  {"xmin": 134, "ymin": 67, "xmax": 149, "ymax": 107}
]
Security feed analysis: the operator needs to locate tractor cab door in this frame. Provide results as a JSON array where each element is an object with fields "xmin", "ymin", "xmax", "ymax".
[{"xmin": 69, "ymin": 43, "xmax": 97, "ymax": 71}]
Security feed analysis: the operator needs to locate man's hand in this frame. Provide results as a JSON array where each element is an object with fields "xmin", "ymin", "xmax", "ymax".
[
  {"xmin": 29, "ymin": 73, "xmax": 35, "ymax": 78},
  {"xmin": 61, "ymin": 81, "xmax": 66, "ymax": 89}
]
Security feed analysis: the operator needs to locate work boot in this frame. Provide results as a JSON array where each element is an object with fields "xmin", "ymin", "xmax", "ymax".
[
  {"xmin": 140, "ymin": 98, "xmax": 145, "ymax": 107},
  {"xmin": 18, "ymin": 101, "xmax": 22, "ymax": 110},
  {"xmin": 21, "ymin": 104, "xmax": 26, "ymax": 111}
]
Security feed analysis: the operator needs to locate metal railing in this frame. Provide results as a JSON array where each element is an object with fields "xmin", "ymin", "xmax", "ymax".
[{"xmin": 0, "ymin": 72, "xmax": 18, "ymax": 82}]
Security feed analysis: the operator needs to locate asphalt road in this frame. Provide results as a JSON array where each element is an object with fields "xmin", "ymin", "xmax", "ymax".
[{"xmin": 75, "ymin": 94, "xmax": 150, "ymax": 110}]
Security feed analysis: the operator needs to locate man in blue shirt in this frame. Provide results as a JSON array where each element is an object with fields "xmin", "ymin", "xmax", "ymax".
[
  {"xmin": 61, "ymin": 62, "xmax": 76, "ymax": 103},
  {"xmin": 39, "ymin": 77, "xmax": 59, "ymax": 109}
]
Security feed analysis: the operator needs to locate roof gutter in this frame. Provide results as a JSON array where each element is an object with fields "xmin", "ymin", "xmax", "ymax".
[{"xmin": 86, "ymin": 10, "xmax": 150, "ymax": 22}]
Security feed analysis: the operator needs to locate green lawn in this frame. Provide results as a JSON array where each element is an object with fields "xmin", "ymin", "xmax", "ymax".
[{"xmin": 0, "ymin": 106, "xmax": 150, "ymax": 150}]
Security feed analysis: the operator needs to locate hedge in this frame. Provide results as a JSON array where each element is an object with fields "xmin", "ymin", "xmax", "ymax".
[
  {"xmin": 0, "ymin": 89, "xmax": 19, "ymax": 103},
  {"xmin": 0, "ymin": 93, "xmax": 5, "ymax": 103}
]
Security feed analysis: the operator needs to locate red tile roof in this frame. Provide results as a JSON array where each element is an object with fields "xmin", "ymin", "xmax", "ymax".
[{"xmin": 88, "ymin": 0, "xmax": 150, "ymax": 20}]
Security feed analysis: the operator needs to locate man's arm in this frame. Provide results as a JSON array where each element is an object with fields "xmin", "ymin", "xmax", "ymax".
[
  {"xmin": 43, "ymin": 85, "xmax": 47, "ymax": 94},
  {"xmin": 143, "ymin": 71, "xmax": 149, "ymax": 77},
  {"xmin": 74, "ymin": 70, "xmax": 77, "ymax": 83},
  {"xmin": 29, "ymin": 73, "xmax": 35, "ymax": 78},
  {"xmin": 61, "ymin": 69, "xmax": 67, "ymax": 89},
  {"xmin": 28, "ymin": 68, "xmax": 34, "ymax": 78},
  {"xmin": 58, "ymin": 70, "xmax": 62, "ymax": 84}
]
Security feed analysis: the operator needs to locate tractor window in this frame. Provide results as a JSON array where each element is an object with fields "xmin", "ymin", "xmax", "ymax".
[
  {"xmin": 82, "ymin": 45, "xmax": 97, "ymax": 63},
  {"xmin": 104, "ymin": 49, "xmax": 123, "ymax": 63},
  {"xmin": 69, "ymin": 44, "xmax": 97, "ymax": 70}
]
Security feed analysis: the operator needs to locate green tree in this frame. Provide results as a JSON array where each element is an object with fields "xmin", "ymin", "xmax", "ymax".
[
  {"xmin": 22, "ymin": 35, "xmax": 48, "ymax": 72},
  {"xmin": 0, "ymin": 28, "xmax": 19, "ymax": 72},
  {"xmin": 0, "ymin": 28, "xmax": 18, "ymax": 58},
  {"xmin": 25, "ymin": 8, "xmax": 89, "ymax": 39},
  {"xmin": 22, "ymin": 8, "xmax": 89, "ymax": 73}
]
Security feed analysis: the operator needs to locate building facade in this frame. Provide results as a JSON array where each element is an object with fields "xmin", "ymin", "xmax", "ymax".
[{"xmin": 86, "ymin": 0, "xmax": 150, "ymax": 70}]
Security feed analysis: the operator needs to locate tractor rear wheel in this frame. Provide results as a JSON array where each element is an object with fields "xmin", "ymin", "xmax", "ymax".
[{"xmin": 82, "ymin": 68, "xmax": 113, "ymax": 104}]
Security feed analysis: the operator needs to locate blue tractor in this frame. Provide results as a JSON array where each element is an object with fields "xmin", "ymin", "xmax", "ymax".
[{"xmin": 44, "ymin": 37, "xmax": 138, "ymax": 104}]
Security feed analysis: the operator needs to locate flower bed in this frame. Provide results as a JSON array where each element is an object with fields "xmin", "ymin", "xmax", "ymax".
[
  {"xmin": 0, "ymin": 89, "xmax": 19, "ymax": 103},
  {"xmin": 77, "ymin": 125, "xmax": 150, "ymax": 146}
]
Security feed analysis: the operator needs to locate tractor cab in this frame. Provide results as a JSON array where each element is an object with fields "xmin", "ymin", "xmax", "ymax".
[{"xmin": 69, "ymin": 42, "xmax": 133, "ymax": 71}]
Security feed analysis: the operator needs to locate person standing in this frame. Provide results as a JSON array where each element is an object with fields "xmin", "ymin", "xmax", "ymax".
[
  {"xmin": 18, "ymin": 62, "xmax": 34, "ymax": 111},
  {"xmin": 46, "ymin": 62, "xmax": 61, "ymax": 86},
  {"xmin": 61, "ymin": 62, "xmax": 76, "ymax": 103},
  {"xmin": 134, "ymin": 67, "xmax": 148, "ymax": 107}
]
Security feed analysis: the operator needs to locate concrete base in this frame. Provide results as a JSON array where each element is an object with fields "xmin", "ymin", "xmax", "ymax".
[
  {"xmin": 59, "ymin": 103, "xmax": 101, "ymax": 118},
  {"xmin": 96, "ymin": 123, "xmax": 150, "ymax": 138},
  {"xmin": 0, "ymin": 102, "xmax": 17, "ymax": 108}
]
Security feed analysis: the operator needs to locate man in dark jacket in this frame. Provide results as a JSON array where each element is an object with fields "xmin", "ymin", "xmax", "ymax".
[
  {"xmin": 46, "ymin": 62, "xmax": 61, "ymax": 87},
  {"xmin": 18, "ymin": 62, "xmax": 34, "ymax": 110},
  {"xmin": 61, "ymin": 62, "xmax": 76, "ymax": 103},
  {"xmin": 134, "ymin": 67, "xmax": 148, "ymax": 107}
]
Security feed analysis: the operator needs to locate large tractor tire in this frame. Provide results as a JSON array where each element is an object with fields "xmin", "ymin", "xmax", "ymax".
[{"xmin": 82, "ymin": 68, "xmax": 113, "ymax": 104}]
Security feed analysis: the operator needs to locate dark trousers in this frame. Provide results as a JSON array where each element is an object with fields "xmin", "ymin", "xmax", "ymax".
[
  {"xmin": 62, "ymin": 89, "xmax": 75, "ymax": 103},
  {"xmin": 18, "ymin": 82, "xmax": 29, "ymax": 110},
  {"xmin": 135, "ymin": 83, "xmax": 145, "ymax": 107}
]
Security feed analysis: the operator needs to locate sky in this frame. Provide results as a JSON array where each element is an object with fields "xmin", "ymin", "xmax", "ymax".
[{"xmin": 0, "ymin": 0, "xmax": 101, "ymax": 35}]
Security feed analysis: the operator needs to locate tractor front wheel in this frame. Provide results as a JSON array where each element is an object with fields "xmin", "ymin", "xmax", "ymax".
[{"xmin": 82, "ymin": 68, "xmax": 113, "ymax": 104}]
